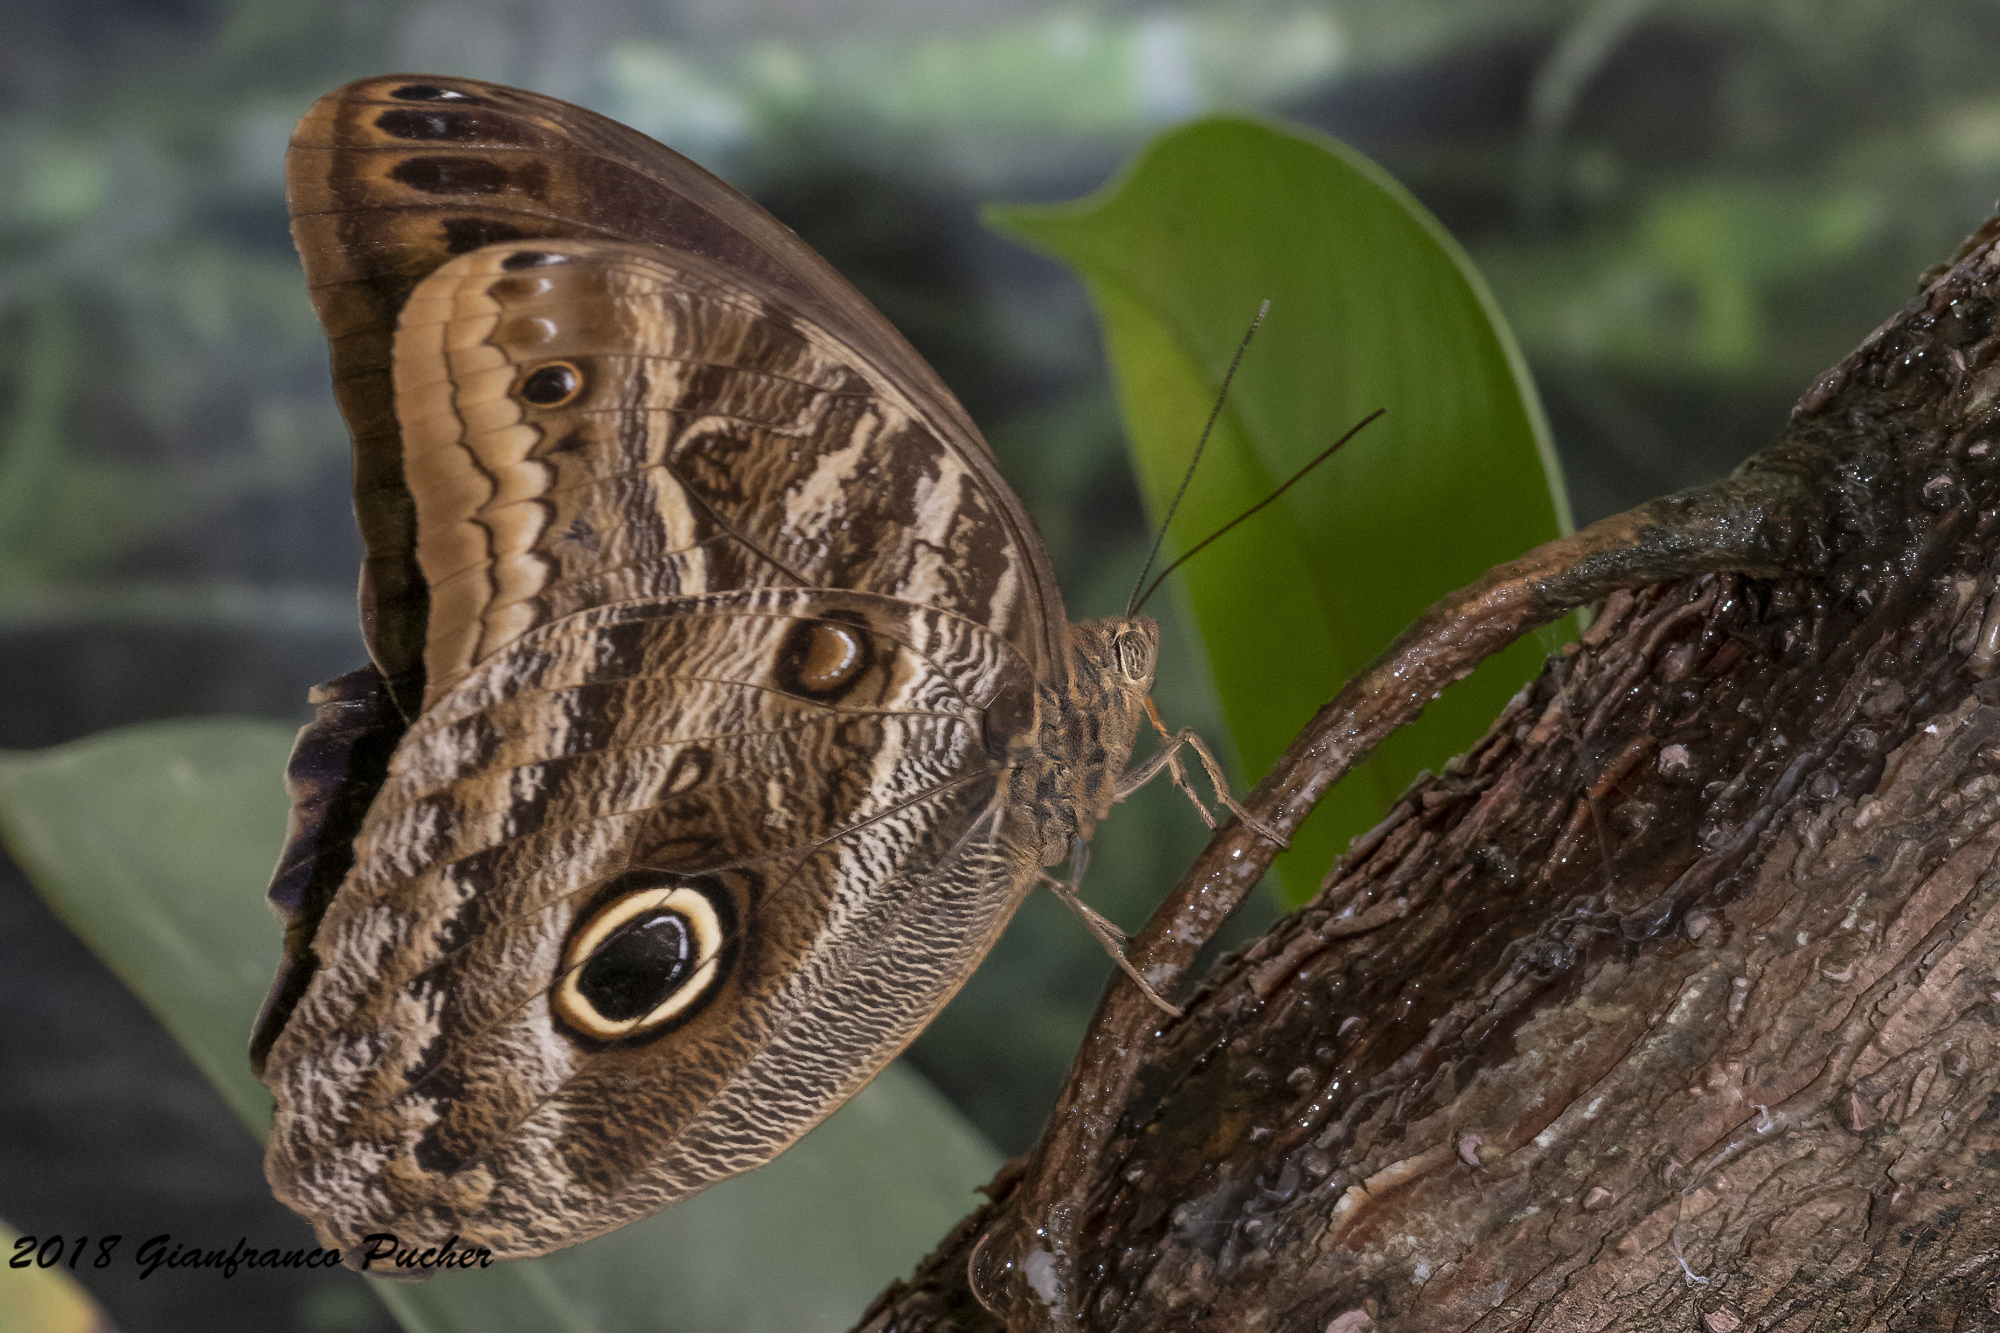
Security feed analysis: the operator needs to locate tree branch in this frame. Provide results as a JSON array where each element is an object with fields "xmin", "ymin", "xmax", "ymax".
[{"xmin": 862, "ymin": 211, "xmax": 2000, "ymax": 1332}]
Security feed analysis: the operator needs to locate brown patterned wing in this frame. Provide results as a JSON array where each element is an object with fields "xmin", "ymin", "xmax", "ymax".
[
  {"xmin": 258, "ymin": 235, "xmax": 1053, "ymax": 1258},
  {"xmin": 287, "ymin": 74, "xmax": 1064, "ymax": 711},
  {"xmin": 262, "ymin": 587, "xmax": 1038, "ymax": 1258},
  {"xmin": 390, "ymin": 240, "xmax": 1042, "ymax": 709}
]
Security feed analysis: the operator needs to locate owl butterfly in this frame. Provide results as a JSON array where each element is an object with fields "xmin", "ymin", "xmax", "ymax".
[{"xmin": 251, "ymin": 74, "xmax": 1238, "ymax": 1268}]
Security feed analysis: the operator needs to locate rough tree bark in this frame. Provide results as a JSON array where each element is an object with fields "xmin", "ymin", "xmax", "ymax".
[{"xmin": 855, "ymin": 212, "xmax": 2000, "ymax": 1330}]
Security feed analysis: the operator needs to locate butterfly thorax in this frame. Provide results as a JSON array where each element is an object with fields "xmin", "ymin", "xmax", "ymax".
[{"xmin": 1017, "ymin": 616, "xmax": 1160, "ymax": 866}]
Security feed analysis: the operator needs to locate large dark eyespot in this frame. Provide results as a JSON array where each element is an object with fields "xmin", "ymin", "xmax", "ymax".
[
  {"xmin": 553, "ymin": 872, "xmax": 733, "ymax": 1045},
  {"xmin": 775, "ymin": 618, "xmax": 873, "ymax": 700},
  {"xmin": 578, "ymin": 911, "xmax": 690, "ymax": 1021},
  {"xmin": 519, "ymin": 361, "xmax": 582, "ymax": 407}
]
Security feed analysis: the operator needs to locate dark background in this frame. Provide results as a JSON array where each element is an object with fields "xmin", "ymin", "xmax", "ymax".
[{"xmin": 5, "ymin": 1, "xmax": 1998, "ymax": 1328}]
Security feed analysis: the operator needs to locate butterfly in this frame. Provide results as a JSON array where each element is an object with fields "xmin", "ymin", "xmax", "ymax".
[{"xmin": 247, "ymin": 74, "xmax": 1263, "ymax": 1267}]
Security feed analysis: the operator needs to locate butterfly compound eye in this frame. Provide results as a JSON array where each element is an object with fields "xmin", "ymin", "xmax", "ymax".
[
  {"xmin": 553, "ymin": 873, "xmax": 733, "ymax": 1045},
  {"xmin": 518, "ymin": 361, "xmax": 583, "ymax": 407},
  {"xmin": 1114, "ymin": 629, "xmax": 1155, "ymax": 684}
]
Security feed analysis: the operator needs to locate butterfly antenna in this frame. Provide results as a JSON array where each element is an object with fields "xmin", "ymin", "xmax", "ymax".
[
  {"xmin": 1129, "ymin": 407, "xmax": 1385, "ymax": 616},
  {"xmin": 1124, "ymin": 300, "xmax": 1270, "ymax": 617}
]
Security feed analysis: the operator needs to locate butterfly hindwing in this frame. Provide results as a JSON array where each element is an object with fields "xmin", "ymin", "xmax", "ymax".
[{"xmin": 262, "ymin": 585, "xmax": 1036, "ymax": 1255}]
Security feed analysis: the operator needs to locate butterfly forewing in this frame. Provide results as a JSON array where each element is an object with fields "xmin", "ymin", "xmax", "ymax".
[
  {"xmin": 286, "ymin": 74, "xmax": 1060, "ymax": 708},
  {"xmin": 395, "ymin": 241, "xmax": 1037, "ymax": 707}
]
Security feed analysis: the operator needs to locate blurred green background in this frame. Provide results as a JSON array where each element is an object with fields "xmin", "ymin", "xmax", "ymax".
[{"xmin": 5, "ymin": 1, "xmax": 1999, "ymax": 1329}]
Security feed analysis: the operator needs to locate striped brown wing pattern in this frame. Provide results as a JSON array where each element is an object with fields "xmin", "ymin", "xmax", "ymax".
[
  {"xmin": 258, "ymin": 73, "xmax": 1165, "ymax": 1268},
  {"xmin": 263, "ymin": 587, "xmax": 1034, "ymax": 1259},
  {"xmin": 393, "ymin": 240, "xmax": 1038, "ymax": 707},
  {"xmin": 258, "ymin": 228, "xmax": 1056, "ymax": 1259},
  {"xmin": 286, "ymin": 74, "xmax": 1063, "ymax": 712}
]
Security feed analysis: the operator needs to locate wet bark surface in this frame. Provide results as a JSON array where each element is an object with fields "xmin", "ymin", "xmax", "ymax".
[{"xmin": 858, "ymin": 217, "xmax": 2000, "ymax": 1330}]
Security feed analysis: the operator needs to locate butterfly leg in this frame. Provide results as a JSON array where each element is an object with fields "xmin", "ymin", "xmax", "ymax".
[
  {"xmin": 1119, "ymin": 697, "xmax": 1290, "ymax": 848},
  {"xmin": 1040, "ymin": 849, "xmax": 1184, "ymax": 1019},
  {"xmin": 1115, "ymin": 728, "xmax": 1217, "ymax": 825}
]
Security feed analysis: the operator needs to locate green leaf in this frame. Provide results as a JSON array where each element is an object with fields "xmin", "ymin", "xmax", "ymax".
[
  {"xmin": 988, "ymin": 116, "xmax": 1572, "ymax": 905},
  {"xmin": 0, "ymin": 720, "xmax": 1000, "ymax": 1333},
  {"xmin": 0, "ymin": 719, "xmax": 292, "ymax": 1129}
]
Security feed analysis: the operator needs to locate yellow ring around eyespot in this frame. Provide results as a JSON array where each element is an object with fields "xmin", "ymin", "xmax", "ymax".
[
  {"xmin": 554, "ymin": 885, "xmax": 726, "ymax": 1041},
  {"xmin": 518, "ymin": 360, "xmax": 583, "ymax": 408}
]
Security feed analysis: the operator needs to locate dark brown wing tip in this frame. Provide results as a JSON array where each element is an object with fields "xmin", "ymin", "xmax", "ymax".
[{"xmin": 294, "ymin": 74, "xmax": 507, "ymax": 127}]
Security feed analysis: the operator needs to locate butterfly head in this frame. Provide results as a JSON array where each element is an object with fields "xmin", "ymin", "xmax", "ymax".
[{"xmin": 1066, "ymin": 614, "xmax": 1159, "ymax": 704}]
